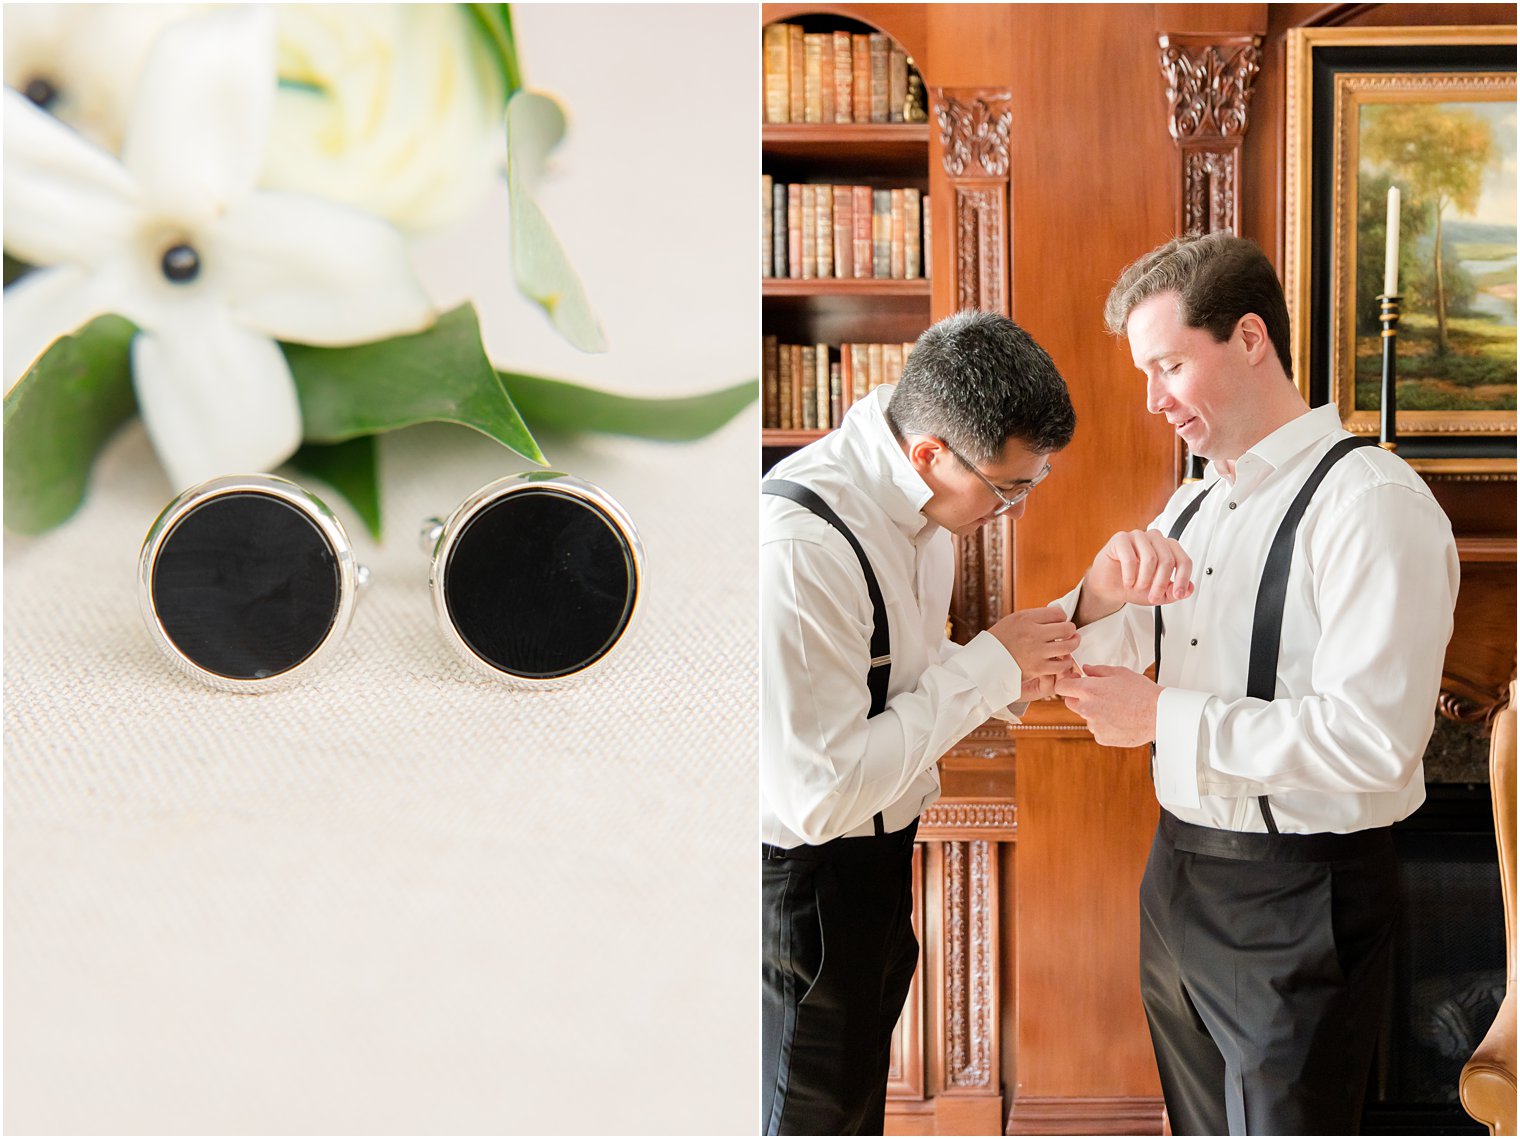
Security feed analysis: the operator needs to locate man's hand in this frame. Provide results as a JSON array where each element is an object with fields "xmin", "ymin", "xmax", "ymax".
[
  {"xmin": 1020, "ymin": 662, "xmax": 1083, "ymax": 702},
  {"xmin": 1054, "ymin": 664, "xmax": 1161, "ymax": 747},
  {"xmin": 987, "ymin": 605, "xmax": 1079, "ymax": 679},
  {"xmin": 1074, "ymin": 530, "xmax": 1194, "ymax": 626}
]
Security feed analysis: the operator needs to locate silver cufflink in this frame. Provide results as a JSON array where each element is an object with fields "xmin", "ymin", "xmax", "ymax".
[
  {"xmin": 138, "ymin": 474, "xmax": 366, "ymax": 691},
  {"xmin": 420, "ymin": 473, "xmax": 645, "ymax": 684}
]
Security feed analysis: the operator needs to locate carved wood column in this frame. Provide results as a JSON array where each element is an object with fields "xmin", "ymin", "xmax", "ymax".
[
  {"xmin": 1157, "ymin": 35, "xmax": 1261, "ymax": 483},
  {"xmin": 1156, "ymin": 35, "xmax": 1261, "ymax": 237},
  {"xmin": 931, "ymin": 89, "xmax": 1016, "ymax": 635}
]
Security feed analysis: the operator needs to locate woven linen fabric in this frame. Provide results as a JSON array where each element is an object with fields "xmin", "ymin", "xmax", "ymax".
[{"xmin": 4, "ymin": 6, "xmax": 761, "ymax": 1132}]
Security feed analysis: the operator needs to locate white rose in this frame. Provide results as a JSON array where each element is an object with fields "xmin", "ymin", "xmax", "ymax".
[{"xmin": 262, "ymin": 5, "xmax": 507, "ymax": 234}]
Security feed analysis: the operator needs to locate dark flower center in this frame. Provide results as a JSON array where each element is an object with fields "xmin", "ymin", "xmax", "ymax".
[
  {"xmin": 23, "ymin": 77, "xmax": 59, "ymax": 109},
  {"xmin": 161, "ymin": 243, "xmax": 201, "ymax": 284}
]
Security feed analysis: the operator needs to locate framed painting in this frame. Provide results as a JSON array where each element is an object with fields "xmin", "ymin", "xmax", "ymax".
[{"xmin": 1286, "ymin": 26, "xmax": 1516, "ymax": 474}]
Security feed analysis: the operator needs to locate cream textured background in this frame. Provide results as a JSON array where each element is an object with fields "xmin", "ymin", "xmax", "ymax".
[{"xmin": 4, "ymin": 6, "xmax": 760, "ymax": 1134}]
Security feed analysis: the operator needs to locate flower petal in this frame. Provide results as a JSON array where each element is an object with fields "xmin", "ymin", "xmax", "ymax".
[
  {"xmin": 121, "ymin": 7, "xmax": 274, "ymax": 220},
  {"xmin": 3, "ymin": 264, "xmax": 113, "ymax": 389},
  {"xmin": 131, "ymin": 305, "xmax": 303, "ymax": 490},
  {"xmin": 210, "ymin": 191, "xmax": 434, "ymax": 345},
  {"xmin": 3, "ymin": 89, "xmax": 139, "ymax": 266}
]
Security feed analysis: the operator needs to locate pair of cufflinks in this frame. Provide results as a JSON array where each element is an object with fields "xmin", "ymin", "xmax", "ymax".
[{"xmin": 137, "ymin": 473, "xmax": 644, "ymax": 690}]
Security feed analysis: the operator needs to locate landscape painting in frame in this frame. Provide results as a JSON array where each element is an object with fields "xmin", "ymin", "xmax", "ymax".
[{"xmin": 1335, "ymin": 73, "xmax": 1516, "ymax": 437}]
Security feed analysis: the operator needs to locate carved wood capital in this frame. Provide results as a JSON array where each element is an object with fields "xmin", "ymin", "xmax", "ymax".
[
  {"xmin": 933, "ymin": 90, "xmax": 1013, "ymax": 178},
  {"xmin": 1157, "ymin": 35, "xmax": 1262, "ymax": 140}
]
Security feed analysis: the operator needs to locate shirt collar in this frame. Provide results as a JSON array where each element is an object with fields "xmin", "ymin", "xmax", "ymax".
[
  {"xmin": 1206, "ymin": 404, "xmax": 1342, "ymax": 486},
  {"xmin": 839, "ymin": 385, "xmax": 937, "ymax": 538}
]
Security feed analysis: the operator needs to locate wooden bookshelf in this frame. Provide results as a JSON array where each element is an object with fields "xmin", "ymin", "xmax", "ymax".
[{"xmin": 761, "ymin": 13, "xmax": 932, "ymax": 450}]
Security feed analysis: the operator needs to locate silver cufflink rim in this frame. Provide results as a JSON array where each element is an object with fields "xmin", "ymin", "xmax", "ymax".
[
  {"xmin": 421, "ymin": 472, "xmax": 646, "ymax": 687},
  {"xmin": 138, "ymin": 473, "xmax": 364, "ymax": 693}
]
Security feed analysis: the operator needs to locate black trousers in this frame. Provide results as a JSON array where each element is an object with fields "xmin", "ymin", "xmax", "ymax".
[
  {"xmin": 1139, "ymin": 810, "xmax": 1399, "ymax": 1136},
  {"xmin": 761, "ymin": 821, "xmax": 918, "ymax": 1136}
]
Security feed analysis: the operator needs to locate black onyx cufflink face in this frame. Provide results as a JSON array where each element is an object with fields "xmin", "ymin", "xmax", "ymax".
[
  {"xmin": 422, "ymin": 473, "xmax": 644, "ymax": 684},
  {"xmin": 139, "ymin": 475, "xmax": 362, "ymax": 691}
]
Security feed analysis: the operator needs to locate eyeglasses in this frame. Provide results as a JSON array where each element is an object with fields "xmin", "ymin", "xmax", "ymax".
[{"xmin": 942, "ymin": 441, "xmax": 1051, "ymax": 517}]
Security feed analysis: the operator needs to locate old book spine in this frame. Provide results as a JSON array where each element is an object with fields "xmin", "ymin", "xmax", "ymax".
[
  {"xmin": 888, "ymin": 45, "xmax": 908, "ymax": 123},
  {"xmin": 903, "ymin": 188, "xmax": 921, "ymax": 279},
  {"xmin": 829, "ymin": 360, "xmax": 843, "ymax": 428},
  {"xmin": 761, "ymin": 174, "xmax": 773, "ymax": 280},
  {"xmin": 802, "ymin": 33, "xmax": 823, "ymax": 124},
  {"xmin": 788, "ymin": 24, "xmax": 805, "ymax": 123},
  {"xmin": 868, "ymin": 34, "xmax": 889, "ymax": 123},
  {"xmin": 777, "ymin": 340, "xmax": 793, "ymax": 429},
  {"xmin": 818, "ymin": 33, "xmax": 834, "ymax": 124},
  {"xmin": 800, "ymin": 184, "xmax": 816, "ymax": 280},
  {"xmin": 922, "ymin": 197, "xmax": 931, "ymax": 279},
  {"xmin": 851, "ymin": 34, "xmax": 870, "ymax": 123},
  {"xmin": 867, "ymin": 342, "xmax": 884, "ymax": 391},
  {"xmin": 884, "ymin": 342, "xmax": 904, "ymax": 386},
  {"xmin": 872, "ymin": 189, "xmax": 891, "ymax": 278},
  {"xmin": 890, "ymin": 188, "xmax": 905, "ymax": 279},
  {"xmin": 772, "ymin": 180, "xmax": 788, "ymax": 278},
  {"xmin": 763, "ymin": 334, "xmax": 779, "ymax": 426},
  {"xmin": 790, "ymin": 344, "xmax": 804, "ymax": 429},
  {"xmin": 815, "ymin": 342, "xmax": 830, "ymax": 430},
  {"xmin": 832, "ymin": 185, "xmax": 853, "ymax": 280},
  {"xmin": 787, "ymin": 183, "xmax": 802, "ymax": 279},
  {"xmin": 851, "ymin": 186, "xmax": 872, "ymax": 279},
  {"xmin": 800, "ymin": 345, "xmax": 817, "ymax": 430},
  {"xmin": 763, "ymin": 24, "xmax": 789, "ymax": 124},
  {"xmin": 814, "ymin": 184, "xmax": 833, "ymax": 280},
  {"xmin": 833, "ymin": 32, "xmax": 852, "ymax": 123},
  {"xmin": 850, "ymin": 343, "xmax": 868, "ymax": 401},
  {"xmin": 840, "ymin": 343, "xmax": 854, "ymax": 412}
]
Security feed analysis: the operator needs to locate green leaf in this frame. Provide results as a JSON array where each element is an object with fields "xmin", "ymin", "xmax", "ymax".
[
  {"xmin": 507, "ymin": 90, "xmax": 607, "ymax": 353},
  {"xmin": 3, "ymin": 315, "xmax": 138, "ymax": 534},
  {"xmin": 289, "ymin": 435, "xmax": 382, "ymax": 540},
  {"xmin": 284, "ymin": 303, "xmax": 546, "ymax": 465},
  {"xmin": 4, "ymin": 253, "xmax": 33, "ymax": 286},
  {"xmin": 496, "ymin": 372, "xmax": 757, "ymax": 441},
  {"xmin": 464, "ymin": 3, "xmax": 522, "ymax": 104}
]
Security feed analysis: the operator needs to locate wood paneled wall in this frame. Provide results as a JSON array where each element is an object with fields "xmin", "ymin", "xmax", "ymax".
[{"xmin": 764, "ymin": 4, "xmax": 1515, "ymax": 1133}]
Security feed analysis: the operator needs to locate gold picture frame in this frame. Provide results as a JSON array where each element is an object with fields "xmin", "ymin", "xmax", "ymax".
[{"xmin": 1286, "ymin": 26, "xmax": 1516, "ymax": 472}]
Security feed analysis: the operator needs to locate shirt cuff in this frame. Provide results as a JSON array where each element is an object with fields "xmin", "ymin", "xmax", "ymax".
[
  {"xmin": 1154, "ymin": 687, "xmax": 1210, "ymax": 810},
  {"xmin": 947, "ymin": 630, "xmax": 1022, "ymax": 712}
]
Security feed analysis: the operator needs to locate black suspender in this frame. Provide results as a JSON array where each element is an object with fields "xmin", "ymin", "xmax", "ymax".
[
  {"xmin": 763, "ymin": 479, "xmax": 891, "ymax": 837},
  {"xmin": 1156, "ymin": 436, "xmax": 1376, "ymax": 834}
]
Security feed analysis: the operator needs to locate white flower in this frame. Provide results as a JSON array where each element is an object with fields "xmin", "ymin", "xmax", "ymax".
[
  {"xmin": 2, "ymin": 4, "xmax": 199, "ymax": 153},
  {"xmin": 3, "ymin": 6, "xmax": 435, "ymax": 491},
  {"xmin": 262, "ymin": 5, "xmax": 507, "ymax": 233}
]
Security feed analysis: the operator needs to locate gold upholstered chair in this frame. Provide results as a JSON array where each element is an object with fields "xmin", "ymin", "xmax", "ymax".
[{"xmin": 1461, "ymin": 680, "xmax": 1517, "ymax": 1135}]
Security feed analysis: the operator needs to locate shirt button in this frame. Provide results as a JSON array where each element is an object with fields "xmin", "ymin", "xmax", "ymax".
[
  {"xmin": 1205, "ymin": 568, "xmax": 1213, "ymax": 575},
  {"xmin": 1228, "ymin": 501, "xmax": 1237, "ymax": 510},
  {"xmin": 1190, "ymin": 638, "xmax": 1198, "ymax": 646}
]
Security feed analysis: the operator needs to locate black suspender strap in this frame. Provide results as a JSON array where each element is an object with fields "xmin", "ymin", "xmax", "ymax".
[
  {"xmin": 1245, "ymin": 435, "xmax": 1377, "ymax": 834},
  {"xmin": 763, "ymin": 479, "xmax": 891, "ymax": 837},
  {"xmin": 1154, "ymin": 482, "xmax": 1215, "ymax": 679}
]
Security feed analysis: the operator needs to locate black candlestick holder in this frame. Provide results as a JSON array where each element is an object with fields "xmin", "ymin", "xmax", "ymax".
[{"xmin": 1378, "ymin": 293, "xmax": 1401, "ymax": 451}]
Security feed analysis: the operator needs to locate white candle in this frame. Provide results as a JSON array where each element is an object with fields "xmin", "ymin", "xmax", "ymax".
[{"xmin": 1383, "ymin": 186, "xmax": 1401, "ymax": 295}]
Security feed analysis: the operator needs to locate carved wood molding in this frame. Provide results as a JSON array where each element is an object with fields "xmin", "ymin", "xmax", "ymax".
[
  {"xmin": 934, "ymin": 90, "xmax": 1012, "ymax": 178},
  {"xmin": 919, "ymin": 798, "xmax": 1017, "ymax": 842},
  {"xmin": 1157, "ymin": 35, "xmax": 1260, "ymax": 239},
  {"xmin": 954, "ymin": 184, "xmax": 1009, "ymax": 314},
  {"xmin": 1158, "ymin": 36, "xmax": 1262, "ymax": 140},
  {"xmin": 1441, "ymin": 665, "xmax": 1517, "ymax": 727},
  {"xmin": 1183, "ymin": 147, "xmax": 1238, "ymax": 236},
  {"xmin": 1008, "ymin": 1094, "xmax": 1166, "ymax": 1136},
  {"xmin": 941, "ymin": 839, "xmax": 996, "ymax": 1090}
]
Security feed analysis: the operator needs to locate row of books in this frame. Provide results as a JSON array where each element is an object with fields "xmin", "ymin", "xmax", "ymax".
[
  {"xmin": 763, "ymin": 338, "xmax": 917, "ymax": 431},
  {"xmin": 763, "ymin": 24, "xmax": 925, "ymax": 125},
  {"xmin": 762, "ymin": 179, "xmax": 930, "ymax": 281}
]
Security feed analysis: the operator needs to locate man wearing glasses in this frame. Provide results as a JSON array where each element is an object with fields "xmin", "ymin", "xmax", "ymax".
[{"xmin": 760, "ymin": 310, "xmax": 1079, "ymax": 1134}]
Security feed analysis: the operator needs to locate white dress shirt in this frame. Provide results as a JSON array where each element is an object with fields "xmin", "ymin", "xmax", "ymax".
[
  {"xmin": 1060, "ymin": 404, "xmax": 1459, "ymax": 834},
  {"xmin": 761, "ymin": 387, "xmax": 1024, "ymax": 847}
]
